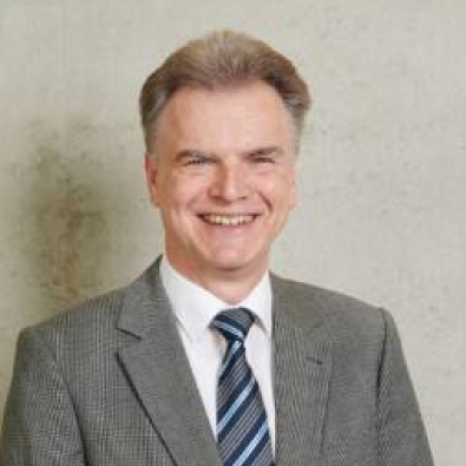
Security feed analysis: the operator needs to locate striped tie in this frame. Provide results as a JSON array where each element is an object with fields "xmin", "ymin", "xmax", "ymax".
[{"xmin": 212, "ymin": 308, "xmax": 274, "ymax": 466}]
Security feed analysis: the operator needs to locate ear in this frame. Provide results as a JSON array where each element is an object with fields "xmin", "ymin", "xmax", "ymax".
[{"xmin": 144, "ymin": 153, "xmax": 161, "ymax": 207}]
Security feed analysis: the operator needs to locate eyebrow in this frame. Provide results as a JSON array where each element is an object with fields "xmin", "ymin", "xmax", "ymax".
[
  {"xmin": 244, "ymin": 146, "xmax": 285, "ymax": 158},
  {"xmin": 173, "ymin": 145, "xmax": 285, "ymax": 162}
]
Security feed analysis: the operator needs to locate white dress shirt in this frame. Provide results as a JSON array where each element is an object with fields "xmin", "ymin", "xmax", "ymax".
[{"xmin": 160, "ymin": 256, "xmax": 275, "ymax": 448}]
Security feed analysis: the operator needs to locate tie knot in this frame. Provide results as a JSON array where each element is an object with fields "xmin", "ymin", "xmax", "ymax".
[{"xmin": 212, "ymin": 307, "xmax": 255, "ymax": 343}]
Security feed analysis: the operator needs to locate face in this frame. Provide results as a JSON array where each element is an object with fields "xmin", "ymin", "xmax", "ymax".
[{"xmin": 145, "ymin": 81, "xmax": 297, "ymax": 287}]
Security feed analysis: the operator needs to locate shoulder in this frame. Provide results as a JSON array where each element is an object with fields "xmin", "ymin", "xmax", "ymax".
[
  {"xmin": 26, "ymin": 285, "xmax": 125, "ymax": 338},
  {"xmin": 272, "ymin": 275, "xmax": 404, "ymax": 390},
  {"xmin": 21, "ymin": 259, "xmax": 162, "ymax": 344},
  {"xmin": 17, "ymin": 259, "xmax": 166, "ymax": 364},
  {"xmin": 271, "ymin": 274, "xmax": 393, "ymax": 343},
  {"xmin": 15, "ymin": 285, "xmax": 129, "ymax": 370},
  {"xmin": 17, "ymin": 259, "xmax": 160, "ymax": 362}
]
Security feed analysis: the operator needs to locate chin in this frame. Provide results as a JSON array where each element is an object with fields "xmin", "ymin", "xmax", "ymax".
[
  {"xmin": 203, "ymin": 249, "xmax": 266, "ymax": 275},
  {"xmin": 212, "ymin": 260, "xmax": 249, "ymax": 272}
]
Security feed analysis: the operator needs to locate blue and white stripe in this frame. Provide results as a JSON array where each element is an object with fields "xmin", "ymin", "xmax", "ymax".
[{"xmin": 212, "ymin": 308, "xmax": 274, "ymax": 466}]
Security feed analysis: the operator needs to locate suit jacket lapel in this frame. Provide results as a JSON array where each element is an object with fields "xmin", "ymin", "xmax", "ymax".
[
  {"xmin": 272, "ymin": 275, "xmax": 333, "ymax": 466},
  {"xmin": 116, "ymin": 260, "xmax": 222, "ymax": 466}
]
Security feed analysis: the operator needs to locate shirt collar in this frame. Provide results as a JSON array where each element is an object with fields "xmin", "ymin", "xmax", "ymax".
[{"xmin": 160, "ymin": 256, "xmax": 272, "ymax": 342}]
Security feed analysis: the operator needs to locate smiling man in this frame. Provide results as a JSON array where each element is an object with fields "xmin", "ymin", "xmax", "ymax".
[
  {"xmin": 1, "ymin": 31, "xmax": 434, "ymax": 466},
  {"xmin": 145, "ymin": 81, "xmax": 297, "ymax": 303}
]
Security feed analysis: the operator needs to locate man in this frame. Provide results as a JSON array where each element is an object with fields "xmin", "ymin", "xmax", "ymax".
[{"xmin": 1, "ymin": 31, "xmax": 434, "ymax": 466}]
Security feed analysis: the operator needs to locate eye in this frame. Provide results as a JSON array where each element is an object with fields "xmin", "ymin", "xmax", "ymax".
[
  {"xmin": 252, "ymin": 155, "xmax": 275, "ymax": 164},
  {"xmin": 250, "ymin": 153, "xmax": 276, "ymax": 165},
  {"xmin": 248, "ymin": 148, "xmax": 280, "ymax": 165},
  {"xmin": 184, "ymin": 155, "xmax": 213, "ymax": 166}
]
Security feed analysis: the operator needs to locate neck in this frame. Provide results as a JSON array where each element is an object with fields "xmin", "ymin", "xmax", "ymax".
[{"xmin": 164, "ymin": 255, "xmax": 268, "ymax": 304}]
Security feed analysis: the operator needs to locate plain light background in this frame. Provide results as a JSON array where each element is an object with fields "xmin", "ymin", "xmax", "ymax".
[{"xmin": 1, "ymin": 1, "xmax": 465, "ymax": 464}]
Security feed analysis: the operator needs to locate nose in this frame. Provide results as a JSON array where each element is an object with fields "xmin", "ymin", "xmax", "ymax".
[{"xmin": 208, "ymin": 161, "xmax": 250, "ymax": 202}]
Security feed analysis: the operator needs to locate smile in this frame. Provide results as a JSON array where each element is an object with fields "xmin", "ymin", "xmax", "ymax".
[{"xmin": 200, "ymin": 214, "xmax": 256, "ymax": 226}]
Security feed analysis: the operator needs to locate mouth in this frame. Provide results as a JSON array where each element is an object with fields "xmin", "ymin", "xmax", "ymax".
[{"xmin": 199, "ymin": 213, "xmax": 258, "ymax": 226}]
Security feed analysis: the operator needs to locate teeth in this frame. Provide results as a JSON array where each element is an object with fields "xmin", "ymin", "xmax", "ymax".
[{"xmin": 202, "ymin": 214, "xmax": 255, "ymax": 226}]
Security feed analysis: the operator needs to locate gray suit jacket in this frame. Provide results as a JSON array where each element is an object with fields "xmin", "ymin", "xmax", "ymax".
[{"xmin": 0, "ymin": 260, "xmax": 434, "ymax": 466}]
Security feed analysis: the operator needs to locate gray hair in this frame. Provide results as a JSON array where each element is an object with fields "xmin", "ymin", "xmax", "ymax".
[{"xmin": 140, "ymin": 30, "xmax": 311, "ymax": 152}]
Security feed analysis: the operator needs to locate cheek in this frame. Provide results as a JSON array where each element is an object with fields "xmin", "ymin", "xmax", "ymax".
[
  {"xmin": 160, "ymin": 176, "xmax": 207, "ymax": 210},
  {"xmin": 263, "ymin": 173, "xmax": 296, "ymax": 206},
  {"xmin": 283, "ymin": 169, "xmax": 298, "ymax": 209},
  {"xmin": 289, "ymin": 181, "xmax": 298, "ymax": 209}
]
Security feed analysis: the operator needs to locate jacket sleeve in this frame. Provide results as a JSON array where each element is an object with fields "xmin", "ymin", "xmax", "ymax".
[
  {"xmin": 0, "ymin": 328, "xmax": 86, "ymax": 466},
  {"xmin": 377, "ymin": 309, "xmax": 435, "ymax": 466}
]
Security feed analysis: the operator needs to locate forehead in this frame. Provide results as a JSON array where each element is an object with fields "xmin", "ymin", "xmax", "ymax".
[
  {"xmin": 153, "ymin": 81, "xmax": 293, "ymax": 153},
  {"xmin": 166, "ymin": 80, "xmax": 286, "ymax": 114}
]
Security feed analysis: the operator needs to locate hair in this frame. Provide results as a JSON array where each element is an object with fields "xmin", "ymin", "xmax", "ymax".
[{"xmin": 140, "ymin": 30, "xmax": 311, "ymax": 152}]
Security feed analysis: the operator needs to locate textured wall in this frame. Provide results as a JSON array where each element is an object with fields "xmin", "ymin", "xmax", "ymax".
[{"xmin": 1, "ymin": 1, "xmax": 465, "ymax": 463}]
